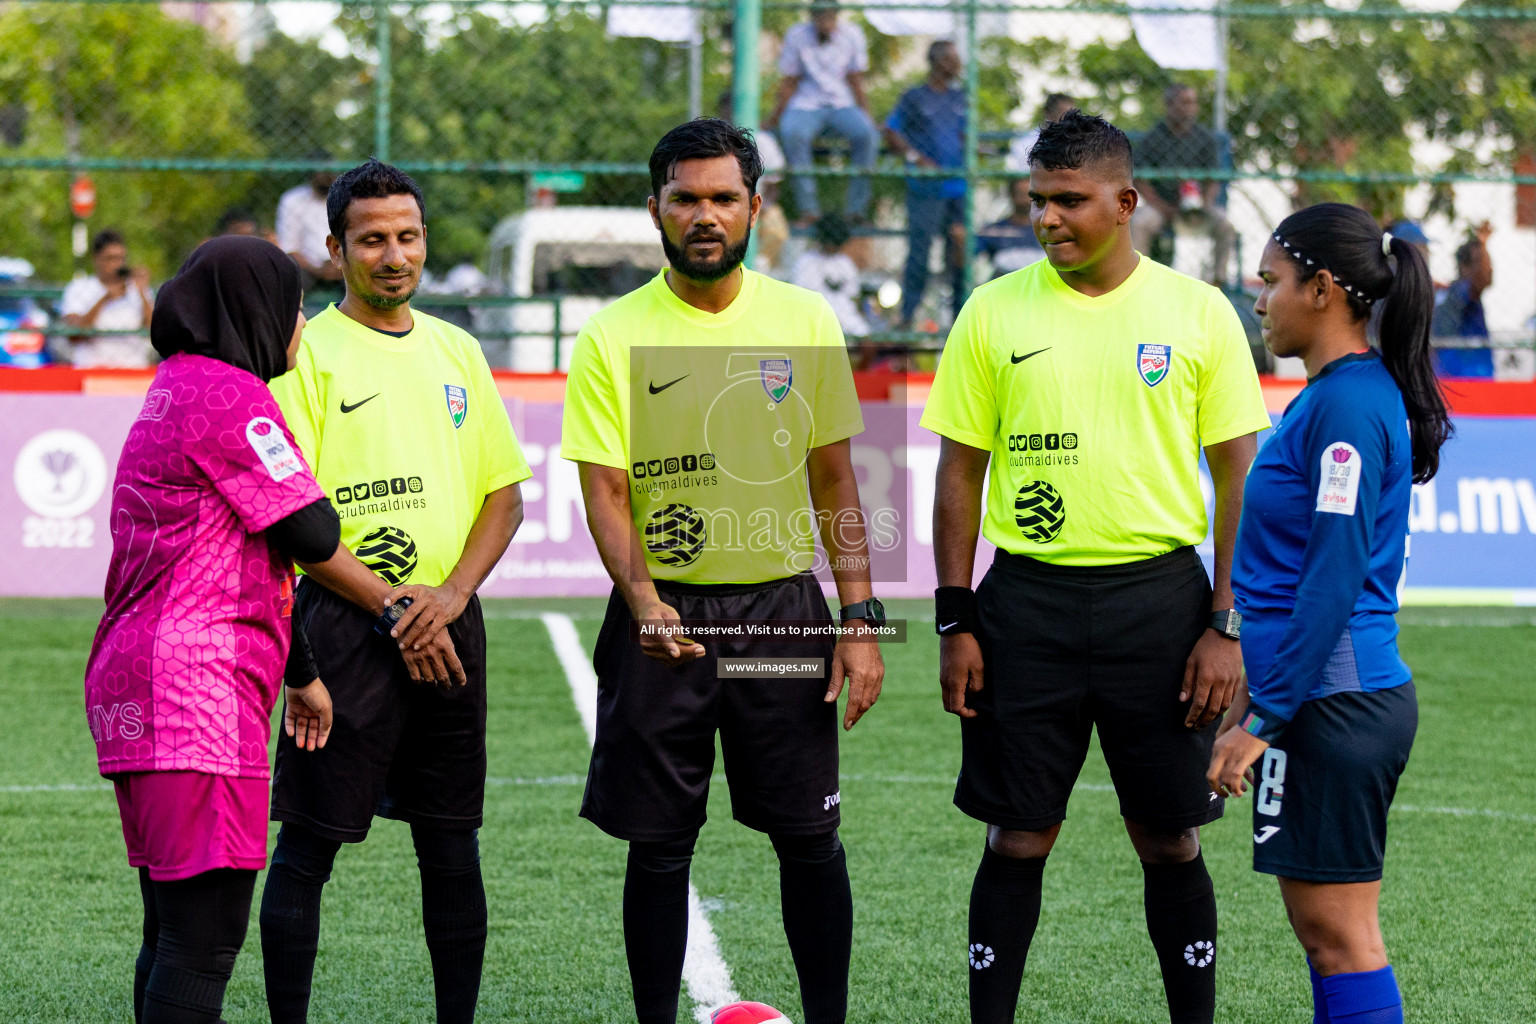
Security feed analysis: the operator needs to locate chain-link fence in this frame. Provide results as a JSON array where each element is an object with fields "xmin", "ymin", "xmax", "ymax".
[{"xmin": 1, "ymin": 0, "xmax": 1533, "ymax": 374}]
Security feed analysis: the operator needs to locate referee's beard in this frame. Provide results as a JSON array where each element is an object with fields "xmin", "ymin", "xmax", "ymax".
[{"xmin": 661, "ymin": 225, "xmax": 752, "ymax": 283}]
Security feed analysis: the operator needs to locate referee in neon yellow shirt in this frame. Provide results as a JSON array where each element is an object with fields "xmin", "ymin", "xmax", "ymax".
[
  {"xmin": 562, "ymin": 119, "xmax": 883, "ymax": 1024},
  {"xmin": 261, "ymin": 160, "xmax": 531, "ymax": 1023},
  {"xmin": 921, "ymin": 111, "xmax": 1270, "ymax": 1024}
]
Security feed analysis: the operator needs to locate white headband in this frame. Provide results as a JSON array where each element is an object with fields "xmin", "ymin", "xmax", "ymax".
[{"xmin": 1381, "ymin": 232, "xmax": 1394, "ymax": 258}]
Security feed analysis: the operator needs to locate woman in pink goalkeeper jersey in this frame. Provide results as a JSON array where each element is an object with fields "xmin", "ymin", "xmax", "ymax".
[{"xmin": 83, "ymin": 236, "xmax": 388, "ymax": 1024}]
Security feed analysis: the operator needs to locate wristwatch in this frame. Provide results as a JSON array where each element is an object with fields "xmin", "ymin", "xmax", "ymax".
[
  {"xmin": 839, "ymin": 597, "xmax": 886, "ymax": 627},
  {"xmin": 1209, "ymin": 609, "xmax": 1242, "ymax": 641}
]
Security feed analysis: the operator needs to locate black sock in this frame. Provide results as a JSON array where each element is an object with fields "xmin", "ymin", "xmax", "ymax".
[
  {"xmin": 1141, "ymin": 851, "xmax": 1218, "ymax": 1024},
  {"xmin": 260, "ymin": 824, "xmax": 341, "ymax": 1024},
  {"xmin": 967, "ymin": 847, "xmax": 1047, "ymax": 1024},
  {"xmin": 771, "ymin": 831, "xmax": 852, "ymax": 1024},
  {"xmin": 412, "ymin": 825, "xmax": 488, "ymax": 1024},
  {"xmin": 136, "ymin": 868, "xmax": 158, "ymax": 1024},
  {"xmin": 142, "ymin": 868, "xmax": 256, "ymax": 1024},
  {"xmin": 623, "ymin": 834, "xmax": 697, "ymax": 1024}
]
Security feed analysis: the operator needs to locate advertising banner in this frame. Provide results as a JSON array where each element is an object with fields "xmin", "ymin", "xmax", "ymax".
[{"xmin": 4, "ymin": 395, "xmax": 1534, "ymax": 602}]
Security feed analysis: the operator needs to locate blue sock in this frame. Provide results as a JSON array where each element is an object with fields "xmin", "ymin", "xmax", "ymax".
[
  {"xmin": 1321, "ymin": 965, "xmax": 1402, "ymax": 1024},
  {"xmin": 1308, "ymin": 959, "xmax": 1330, "ymax": 1024}
]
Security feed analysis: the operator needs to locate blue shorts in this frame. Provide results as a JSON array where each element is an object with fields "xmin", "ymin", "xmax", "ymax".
[{"xmin": 1251, "ymin": 683, "xmax": 1417, "ymax": 883}]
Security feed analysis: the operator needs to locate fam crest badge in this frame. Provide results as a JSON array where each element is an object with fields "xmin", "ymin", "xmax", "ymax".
[
  {"xmin": 1136, "ymin": 344, "xmax": 1171, "ymax": 387},
  {"xmin": 759, "ymin": 359, "xmax": 793, "ymax": 403},
  {"xmin": 444, "ymin": 384, "xmax": 468, "ymax": 428}
]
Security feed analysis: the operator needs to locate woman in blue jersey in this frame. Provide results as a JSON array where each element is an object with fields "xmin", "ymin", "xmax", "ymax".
[{"xmin": 1208, "ymin": 203, "xmax": 1451, "ymax": 1024}]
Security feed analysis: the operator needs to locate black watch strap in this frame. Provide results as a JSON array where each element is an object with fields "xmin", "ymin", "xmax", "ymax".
[
  {"xmin": 1209, "ymin": 609, "xmax": 1242, "ymax": 640},
  {"xmin": 839, "ymin": 598, "xmax": 885, "ymax": 626}
]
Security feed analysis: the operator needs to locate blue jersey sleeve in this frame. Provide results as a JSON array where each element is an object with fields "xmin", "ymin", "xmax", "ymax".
[{"xmin": 1242, "ymin": 394, "xmax": 1388, "ymax": 741}]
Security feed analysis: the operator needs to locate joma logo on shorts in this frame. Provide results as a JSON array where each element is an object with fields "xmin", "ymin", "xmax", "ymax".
[
  {"xmin": 823, "ymin": 791, "xmax": 841, "ymax": 811},
  {"xmin": 88, "ymin": 702, "xmax": 145, "ymax": 741}
]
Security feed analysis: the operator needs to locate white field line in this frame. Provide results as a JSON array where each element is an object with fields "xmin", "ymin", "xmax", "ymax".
[{"xmin": 539, "ymin": 612, "xmax": 739, "ymax": 1023}]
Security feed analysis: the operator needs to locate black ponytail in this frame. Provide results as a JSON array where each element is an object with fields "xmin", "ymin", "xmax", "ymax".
[{"xmin": 1272, "ymin": 203, "xmax": 1453, "ymax": 482}]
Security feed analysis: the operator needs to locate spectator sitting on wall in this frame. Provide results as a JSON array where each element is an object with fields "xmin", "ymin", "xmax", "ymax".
[
  {"xmin": 1131, "ymin": 84, "xmax": 1235, "ymax": 286},
  {"xmin": 884, "ymin": 39, "xmax": 967, "ymax": 330},
  {"xmin": 767, "ymin": 0, "xmax": 880, "ymax": 226},
  {"xmin": 276, "ymin": 170, "xmax": 341, "ymax": 288},
  {"xmin": 977, "ymin": 178, "xmax": 1046, "ymax": 279},
  {"xmin": 1004, "ymin": 93, "xmax": 1076, "ymax": 174},
  {"xmin": 60, "ymin": 229, "xmax": 155, "ymax": 369},
  {"xmin": 1432, "ymin": 222, "xmax": 1495, "ymax": 378},
  {"xmin": 791, "ymin": 213, "xmax": 869, "ymax": 338}
]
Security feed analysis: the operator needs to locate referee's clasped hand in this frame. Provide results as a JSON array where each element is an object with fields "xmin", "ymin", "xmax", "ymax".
[
  {"xmin": 635, "ymin": 599, "xmax": 705, "ymax": 667},
  {"xmin": 401, "ymin": 630, "xmax": 468, "ymax": 688},
  {"xmin": 939, "ymin": 633, "xmax": 985, "ymax": 719},
  {"xmin": 1180, "ymin": 630, "xmax": 1243, "ymax": 729},
  {"xmin": 386, "ymin": 582, "xmax": 469, "ymax": 653}
]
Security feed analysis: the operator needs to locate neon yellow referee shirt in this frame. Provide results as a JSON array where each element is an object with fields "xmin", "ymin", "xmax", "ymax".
[
  {"xmin": 561, "ymin": 269, "xmax": 864, "ymax": 585},
  {"xmin": 921, "ymin": 256, "xmax": 1269, "ymax": 566},
  {"xmin": 273, "ymin": 305, "xmax": 532, "ymax": 587}
]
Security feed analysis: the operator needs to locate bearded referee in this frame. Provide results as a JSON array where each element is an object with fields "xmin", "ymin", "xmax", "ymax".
[
  {"xmin": 921, "ymin": 111, "xmax": 1271, "ymax": 1024},
  {"xmin": 562, "ymin": 119, "xmax": 884, "ymax": 1024},
  {"xmin": 260, "ymin": 160, "xmax": 531, "ymax": 1024}
]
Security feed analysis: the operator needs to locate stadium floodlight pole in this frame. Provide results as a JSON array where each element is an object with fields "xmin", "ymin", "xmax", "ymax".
[
  {"xmin": 733, "ymin": 0, "xmax": 761, "ymax": 268},
  {"xmin": 374, "ymin": 0, "xmax": 393, "ymax": 163},
  {"xmin": 961, "ymin": 0, "xmax": 980, "ymax": 305}
]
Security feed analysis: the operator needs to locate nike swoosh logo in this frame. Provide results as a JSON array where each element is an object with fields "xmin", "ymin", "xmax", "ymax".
[
  {"xmin": 1254, "ymin": 826, "xmax": 1281, "ymax": 844},
  {"xmin": 1011, "ymin": 348, "xmax": 1051, "ymax": 364},
  {"xmin": 648, "ymin": 375, "xmax": 689, "ymax": 395},
  {"xmin": 340, "ymin": 394, "xmax": 380, "ymax": 414},
  {"xmin": 938, "ymin": 621, "xmax": 959, "ymax": 632}
]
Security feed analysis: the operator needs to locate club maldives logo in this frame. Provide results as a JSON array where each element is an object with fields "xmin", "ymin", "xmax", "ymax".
[
  {"xmin": 444, "ymin": 384, "xmax": 468, "ymax": 429},
  {"xmin": 13, "ymin": 429, "xmax": 107, "ymax": 518},
  {"xmin": 1137, "ymin": 343, "xmax": 1171, "ymax": 387},
  {"xmin": 759, "ymin": 359, "xmax": 793, "ymax": 403}
]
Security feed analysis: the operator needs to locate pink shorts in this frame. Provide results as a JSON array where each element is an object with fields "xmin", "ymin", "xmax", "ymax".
[{"xmin": 113, "ymin": 771, "xmax": 270, "ymax": 881}]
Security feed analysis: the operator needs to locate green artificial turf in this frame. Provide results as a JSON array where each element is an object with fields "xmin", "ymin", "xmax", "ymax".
[{"xmin": 1, "ymin": 599, "xmax": 1532, "ymax": 1022}]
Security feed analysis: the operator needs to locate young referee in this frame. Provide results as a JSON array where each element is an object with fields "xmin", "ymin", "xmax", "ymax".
[
  {"xmin": 260, "ymin": 160, "xmax": 531, "ymax": 1024},
  {"xmin": 921, "ymin": 111, "xmax": 1271, "ymax": 1024},
  {"xmin": 1209, "ymin": 204, "xmax": 1451, "ymax": 1024},
  {"xmin": 561, "ymin": 119, "xmax": 884, "ymax": 1024}
]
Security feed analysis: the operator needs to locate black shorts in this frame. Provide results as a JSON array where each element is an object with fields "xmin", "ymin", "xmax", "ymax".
[
  {"xmin": 956, "ymin": 546, "xmax": 1224, "ymax": 833},
  {"xmin": 270, "ymin": 578, "xmax": 488, "ymax": 842},
  {"xmin": 580, "ymin": 573, "xmax": 841, "ymax": 842},
  {"xmin": 1252, "ymin": 683, "xmax": 1417, "ymax": 883}
]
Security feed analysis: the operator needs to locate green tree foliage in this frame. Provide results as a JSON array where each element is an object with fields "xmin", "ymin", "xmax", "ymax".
[
  {"xmin": 1057, "ymin": 0, "xmax": 1536, "ymax": 218},
  {"xmin": 350, "ymin": 6, "xmax": 716, "ymax": 269},
  {"xmin": 0, "ymin": 4, "xmax": 257, "ymax": 278}
]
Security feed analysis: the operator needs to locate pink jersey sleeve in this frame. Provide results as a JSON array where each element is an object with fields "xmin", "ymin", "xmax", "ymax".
[{"xmin": 189, "ymin": 377, "xmax": 326, "ymax": 533}]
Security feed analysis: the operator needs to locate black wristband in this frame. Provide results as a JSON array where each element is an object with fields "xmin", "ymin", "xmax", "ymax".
[{"xmin": 935, "ymin": 586, "xmax": 979, "ymax": 636}]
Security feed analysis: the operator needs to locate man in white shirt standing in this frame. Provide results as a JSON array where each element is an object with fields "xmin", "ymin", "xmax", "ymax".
[
  {"xmin": 275, "ymin": 171, "xmax": 341, "ymax": 288},
  {"xmin": 60, "ymin": 229, "xmax": 155, "ymax": 369},
  {"xmin": 767, "ymin": 0, "xmax": 879, "ymax": 226}
]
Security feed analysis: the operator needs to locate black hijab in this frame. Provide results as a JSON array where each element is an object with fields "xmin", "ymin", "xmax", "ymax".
[{"xmin": 150, "ymin": 235, "xmax": 302, "ymax": 383}]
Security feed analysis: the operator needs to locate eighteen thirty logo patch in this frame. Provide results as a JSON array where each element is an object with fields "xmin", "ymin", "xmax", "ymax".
[
  {"xmin": 760, "ymin": 359, "xmax": 793, "ymax": 403},
  {"xmin": 444, "ymin": 385, "xmax": 468, "ymax": 429},
  {"xmin": 1316, "ymin": 441, "xmax": 1362, "ymax": 515},
  {"xmin": 1137, "ymin": 343, "xmax": 1171, "ymax": 387},
  {"xmin": 246, "ymin": 417, "xmax": 302, "ymax": 482}
]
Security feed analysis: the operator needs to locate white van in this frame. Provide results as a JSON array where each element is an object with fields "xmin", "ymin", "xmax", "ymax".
[{"xmin": 481, "ymin": 207, "xmax": 665, "ymax": 372}]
